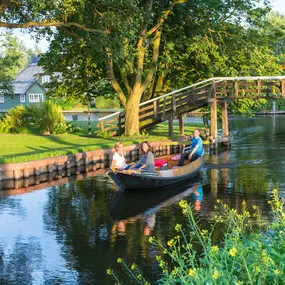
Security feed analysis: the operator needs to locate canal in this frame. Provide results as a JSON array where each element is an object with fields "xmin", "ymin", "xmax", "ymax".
[{"xmin": 0, "ymin": 116, "xmax": 284, "ymax": 284}]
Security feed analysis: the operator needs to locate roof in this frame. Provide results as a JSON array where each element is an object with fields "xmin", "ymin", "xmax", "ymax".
[
  {"xmin": 12, "ymin": 81, "xmax": 34, "ymax": 94},
  {"xmin": 11, "ymin": 62, "xmax": 45, "ymax": 94},
  {"xmin": 15, "ymin": 65, "xmax": 43, "ymax": 82}
]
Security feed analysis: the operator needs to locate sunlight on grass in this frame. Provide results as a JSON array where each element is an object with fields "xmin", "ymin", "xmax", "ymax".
[{"xmin": 0, "ymin": 121, "xmax": 204, "ymax": 163}]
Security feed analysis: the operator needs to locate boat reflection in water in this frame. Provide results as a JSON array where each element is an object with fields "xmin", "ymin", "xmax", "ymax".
[{"xmin": 109, "ymin": 175, "xmax": 203, "ymax": 237}]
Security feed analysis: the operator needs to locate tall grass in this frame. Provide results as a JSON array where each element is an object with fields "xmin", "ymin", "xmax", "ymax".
[{"xmin": 108, "ymin": 189, "xmax": 285, "ymax": 284}]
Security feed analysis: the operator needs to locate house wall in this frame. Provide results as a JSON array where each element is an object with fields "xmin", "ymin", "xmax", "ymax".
[
  {"xmin": 0, "ymin": 83, "xmax": 46, "ymax": 112},
  {"xmin": 26, "ymin": 83, "xmax": 46, "ymax": 105},
  {"xmin": 0, "ymin": 94, "xmax": 22, "ymax": 112}
]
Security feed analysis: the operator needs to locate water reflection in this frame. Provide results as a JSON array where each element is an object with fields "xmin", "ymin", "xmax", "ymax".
[{"xmin": 0, "ymin": 117, "xmax": 285, "ymax": 284}]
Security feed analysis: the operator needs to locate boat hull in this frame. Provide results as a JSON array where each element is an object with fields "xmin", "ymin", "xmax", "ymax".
[{"xmin": 108, "ymin": 156, "xmax": 204, "ymax": 192}]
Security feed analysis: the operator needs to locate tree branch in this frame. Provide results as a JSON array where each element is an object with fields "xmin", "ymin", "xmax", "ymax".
[
  {"xmin": 134, "ymin": 0, "xmax": 153, "ymax": 88},
  {"xmin": 0, "ymin": 21, "xmax": 110, "ymax": 34},
  {"xmin": 105, "ymin": 48, "xmax": 127, "ymax": 107},
  {"xmin": 146, "ymin": 0, "xmax": 183, "ymax": 36},
  {"xmin": 141, "ymin": 29, "xmax": 162, "ymax": 92}
]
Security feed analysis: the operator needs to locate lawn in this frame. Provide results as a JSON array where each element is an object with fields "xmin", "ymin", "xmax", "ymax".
[{"xmin": 0, "ymin": 121, "xmax": 203, "ymax": 164}]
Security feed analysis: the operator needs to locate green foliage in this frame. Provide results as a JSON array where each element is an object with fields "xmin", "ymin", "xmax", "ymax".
[
  {"xmin": 95, "ymin": 96, "xmax": 120, "ymax": 109},
  {"xmin": 0, "ymin": 101, "xmax": 70, "ymax": 134},
  {"xmin": 110, "ymin": 190, "xmax": 285, "ymax": 284},
  {"xmin": 37, "ymin": 101, "xmax": 65, "ymax": 133},
  {"xmin": 0, "ymin": 33, "xmax": 30, "ymax": 94},
  {"xmin": 95, "ymin": 130, "xmax": 112, "ymax": 139}
]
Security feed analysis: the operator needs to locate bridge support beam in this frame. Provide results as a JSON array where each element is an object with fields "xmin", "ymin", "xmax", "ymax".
[
  {"xmin": 221, "ymin": 102, "xmax": 229, "ymax": 138},
  {"xmin": 179, "ymin": 115, "xmax": 184, "ymax": 136},
  {"xmin": 168, "ymin": 115, "xmax": 174, "ymax": 136},
  {"xmin": 209, "ymin": 99, "xmax": 218, "ymax": 142}
]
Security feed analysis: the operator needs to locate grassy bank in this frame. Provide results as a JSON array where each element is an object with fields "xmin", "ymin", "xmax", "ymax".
[{"xmin": 0, "ymin": 121, "xmax": 203, "ymax": 164}]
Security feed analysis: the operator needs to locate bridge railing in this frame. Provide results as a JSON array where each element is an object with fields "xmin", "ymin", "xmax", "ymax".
[
  {"xmin": 97, "ymin": 78, "xmax": 216, "ymax": 135},
  {"xmin": 98, "ymin": 76, "xmax": 285, "ymax": 136}
]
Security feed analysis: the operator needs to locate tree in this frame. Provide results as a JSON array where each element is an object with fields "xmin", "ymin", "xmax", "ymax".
[
  {"xmin": 0, "ymin": 33, "xmax": 29, "ymax": 94},
  {"xmin": 2, "ymin": 0, "xmax": 284, "ymax": 134}
]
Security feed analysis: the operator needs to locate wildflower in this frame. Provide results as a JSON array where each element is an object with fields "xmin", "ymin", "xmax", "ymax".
[
  {"xmin": 201, "ymin": 230, "xmax": 208, "ymax": 236},
  {"xmin": 167, "ymin": 239, "xmax": 174, "ymax": 247},
  {"xmin": 188, "ymin": 268, "xmax": 196, "ymax": 277},
  {"xmin": 106, "ymin": 269, "xmax": 112, "ymax": 275},
  {"xmin": 229, "ymin": 247, "xmax": 237, "ymax": 257},
  {"xmin": 179, "ymin": 200, "xmax": 187, "ymax": 209},
  {"xmin": 131, "ymin": 264, "xmax": 136, "ymax": 270},
  {"xmin": 211, "ymin": 245, "xmax": 219, "ymax": 253},
  {"xmin": 137, "ymin": 274, "xmax": 142, "ymax": 280},
  {"xmin": 175, "ymin": 224, "xmax": 182, "ymax": 232},
  {"xmin": 117, "ymin": 258, "xmax": 122, "ymax": 263},
  {"xmin": 254, "ymin": 266, "xmax": 260, "ymax": 273},
  {"xmin": 212, "ymin": 270, "xmax": 219, "ymax": 280},
  {"xmin": 274, "ymin": 269, "xmax": 280, "ymax": 275},
  {"xmin": 148, "ymin": 237, "xmax": 154, "ymax": 244}
]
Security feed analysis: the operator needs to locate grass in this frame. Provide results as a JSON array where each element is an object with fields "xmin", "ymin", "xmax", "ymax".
[{"xmin": 0, "ymin": 121, "xmax": 203, "ymax": 164}]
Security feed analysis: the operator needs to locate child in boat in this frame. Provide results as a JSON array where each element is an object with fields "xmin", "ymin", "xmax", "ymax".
[
  {"xmin": 111, "ymin": 142, "xmax": 128, "ymax": 170},
  {"xmin": 130, "ymin": 141, "xmax": 155, "ymax": 171}
]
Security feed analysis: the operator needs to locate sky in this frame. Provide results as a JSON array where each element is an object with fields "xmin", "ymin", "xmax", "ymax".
[{"xmin": 1, "ymin": 0, "xmax": 285, "ymax": 53}]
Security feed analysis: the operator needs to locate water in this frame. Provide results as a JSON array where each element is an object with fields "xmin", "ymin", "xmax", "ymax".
[{"xmin": 0, "ymin": 116, "xmax": 285, "ymax": 284}]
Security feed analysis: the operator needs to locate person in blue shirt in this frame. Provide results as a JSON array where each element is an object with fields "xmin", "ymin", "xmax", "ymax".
[{"xmin": 178, "ymin": 129, "xmax": 203, "ymax": 166}]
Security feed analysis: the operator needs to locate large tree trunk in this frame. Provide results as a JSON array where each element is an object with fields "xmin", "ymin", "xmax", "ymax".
[{"xmin": 124, "ymin": 90, "xmax": 143, "ymax": 136}]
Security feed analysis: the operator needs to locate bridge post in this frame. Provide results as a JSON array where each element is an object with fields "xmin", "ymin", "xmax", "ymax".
[
  {"xmin": 221, "ymin": 101, "xmax": 229, "ymax": 138},
  {"xmin": 210, "ymin": 100, "xmax": 218, "ymax": 142},
  {"xmin": 168, "ymin": 115, "xmax": 174, "ymax": 136},
  {"xmin": 179, "ymin": 115, "xmax": 184, "ymax": 136}
]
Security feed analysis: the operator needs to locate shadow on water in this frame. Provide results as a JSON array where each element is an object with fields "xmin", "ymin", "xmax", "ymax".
[{"xmin": 109, "ymin": 175, "xmax": 203, "ymax": 220}]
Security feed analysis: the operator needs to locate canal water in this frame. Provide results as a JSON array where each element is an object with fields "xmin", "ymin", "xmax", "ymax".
[{"xmin": 0, "ymin": 116, "xmax": 284, "ymax": 285}]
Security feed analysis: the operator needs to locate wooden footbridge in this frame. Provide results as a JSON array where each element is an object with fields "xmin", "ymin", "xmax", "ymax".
[{"xmin": 98, "ymin": 76, "xmax": 285, "ymax": 142}]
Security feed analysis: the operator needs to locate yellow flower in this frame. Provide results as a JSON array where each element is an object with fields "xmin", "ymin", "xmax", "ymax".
[
  {"xmin": 106, "ymin": 269, "xmax": 112, "ymax": 275},
  {"xmin": 179, "ymin": 200, "xmax": 187, "ymax": 209},
  {"xmin": 131, "ymin": 264, "xmax": 136, "ymax": 270},
  {"xmin": 148, "ymin": 237, "xmax": 154, "ymax": 243},
  {"xmin": 212, "ymin": 270, "xmax": 219, "ymax": 280},
  {"xmin": 117, "ymin": 258, "xmax": 122, "ymax": 263},
  {"xmin": 211, "ymin": 246, "xmax": 219, "ymax": 253},
  {"xmin": 274, "ymin": 269, "xmax": 280, "ymax": 275},
  {"xmin": 254, "ymin": 266, "xmax": 260, "ymax": 273},
  {"xmin": 167, "ymin": 239, "xmax": 174, "ymax": 247},
  {"xmin": 229, "ymin": 247, "xmax": 237, "ymax": 257},
  {"xmin": 188, "ymin": 268, "xmax": 196, "ymax": 277},
  {"xmin": 175, "ymin": 224, "xmax": 182, "ymax": 232}
]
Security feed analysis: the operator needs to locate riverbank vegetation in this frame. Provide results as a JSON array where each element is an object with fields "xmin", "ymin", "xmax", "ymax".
[
  {"xmin": 0, "ymin": 121, "xmax": 202, "ymax": 164},
  {"xmin": 109, "ymin": 189, "xmax": 285, "ymax": 284}
]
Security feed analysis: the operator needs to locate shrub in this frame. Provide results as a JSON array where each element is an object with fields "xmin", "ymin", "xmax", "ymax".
[
  {"xmin": 0, "ymin": 102, "xmax": 71, "ymax": 134},
  {"xmin": 95, "ymin": 96, "xmax": 121, "ymax": 109},
  {"xmin": 36, "ymin": 101, "xmax": 65, "ymax": 134},
  {"xmin": 109, "ymin": 189, "xmax": 285, "ymax": 284}
]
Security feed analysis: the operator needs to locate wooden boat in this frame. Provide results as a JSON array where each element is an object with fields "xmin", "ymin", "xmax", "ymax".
[{"xmin": 108, "ymin": 154, "xmax": 204, "ymax": 192}]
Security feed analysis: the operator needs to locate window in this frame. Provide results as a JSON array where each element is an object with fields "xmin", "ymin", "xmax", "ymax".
[
  {"xmin": 20, "ymin": 94, "xmax": 25, "ymax": 103},
  {"xmin": 0, "ymin": 94, "xmax": 4, "ymax": 103},
  {"xmin": 42, "ymin": 75, "xmax": 50, "ymax": 84},
  {"xmin": 29, "ymin": 94, "xmax": 44, "ymax": 103}
]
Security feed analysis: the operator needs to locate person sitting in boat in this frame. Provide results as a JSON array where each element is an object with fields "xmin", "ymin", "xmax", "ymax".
[
  {"xmin": 111, "ymin": 142, "xmax": 128, "ymax": 171},
  {"xmin": 178, "ymin": 129, "xmax": 203, "ymax": 166},
  {"xmin": 130, "ymin": 141, "xmax": 155, "ymax": 171}
]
